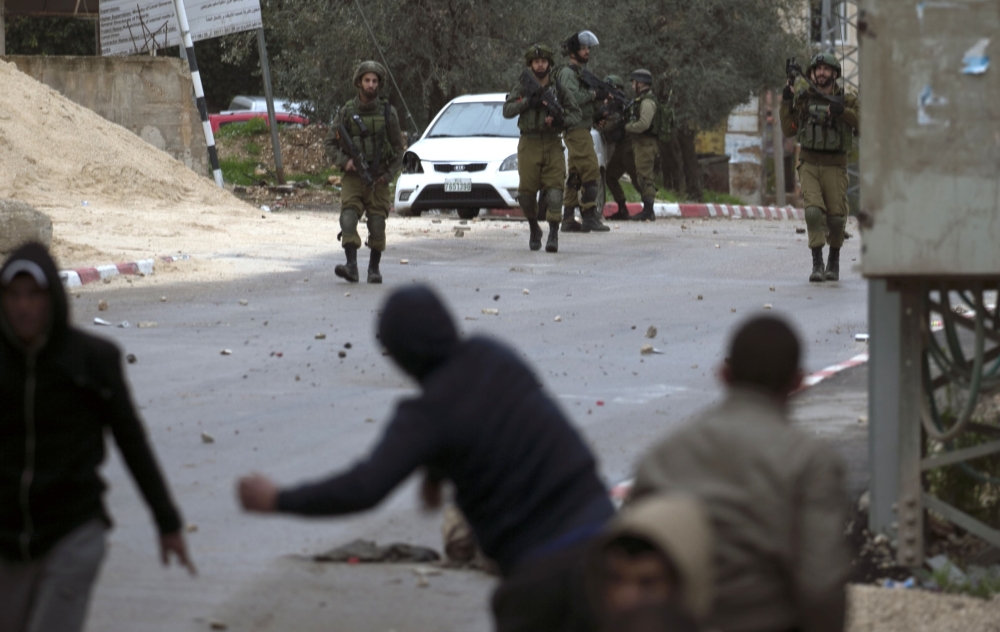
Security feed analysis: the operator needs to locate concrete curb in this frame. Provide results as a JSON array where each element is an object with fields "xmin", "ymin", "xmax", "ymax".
[
  {"xmin": 486, "ymin": 203, "xmax": 805, "ymax": 220},
  {"xmin": 59, "ymin": 254, "xmax": 190, "ymax": 288},
  {"xmin": 610, "ymin": 350, "xmax": 869, "ymax": 505}
]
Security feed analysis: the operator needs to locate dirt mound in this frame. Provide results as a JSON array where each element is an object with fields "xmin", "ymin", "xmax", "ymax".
[{"xmin": 0, "ymin": 59, "xmax": 242, "ymax": 211}]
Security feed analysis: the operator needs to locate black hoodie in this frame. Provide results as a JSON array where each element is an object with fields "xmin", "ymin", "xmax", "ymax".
[
  {"xmin": 277, "ymin": 286, "xmax": 614, "ymax": 575},
  {"xmin": 0, "ymin": 243, "xmax": 182, "ymax": 562}
]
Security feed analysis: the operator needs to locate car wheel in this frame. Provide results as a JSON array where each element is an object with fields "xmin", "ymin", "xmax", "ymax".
[{"xmin": 456, "ymin": 208, "xmax": 480, "ymax": 220}]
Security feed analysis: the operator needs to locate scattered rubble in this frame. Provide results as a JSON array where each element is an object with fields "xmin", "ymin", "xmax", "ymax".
[
  {"xmin": 315, "ymin": 333, "xmax": 326, "ymax": 340},
  {"xmin": 200, "ymin": 432, "xmax": 215, "ymax": 444},
  {"xmin": 220, "ymin": 349, "xmax": 232, "ymax": 356},
  {"xmin": 137, "ymin": 321, "xmax": 157, "ymax": 328},
  {"xmin": 98, "ymin": 300, "xmax": 109, "ymax": 311},
  {"xmin": 482, "ymin": 308, "xmax": 499, "ymax": 315},
  {"xmin": 554, "ymin": 315, "xmax": 562, "ymax": 322},
  {"xmin": 645, "ymin": 326, "xmax": 657, "ymax": 339},
  {"xmin": 239, "ymin": 299, "xmax": 248, "ymax": 306},
  {"xmin": 126, "ymin": 353, "xmax": 137, "ymax": 364}
]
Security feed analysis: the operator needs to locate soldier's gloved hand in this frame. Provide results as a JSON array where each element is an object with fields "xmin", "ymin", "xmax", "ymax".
[
  {"xmin": 828, "ymin": 101, "xmax": 845, "ymax": 117},
  {"xmin": 782, "ymin": 84, "xmax": 794, "ymax": 102}
]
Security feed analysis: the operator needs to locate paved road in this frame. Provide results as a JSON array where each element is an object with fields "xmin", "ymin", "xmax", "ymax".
[{"xmin": 77, "ymin": 215, "xmax": 868, "ymax": 631}]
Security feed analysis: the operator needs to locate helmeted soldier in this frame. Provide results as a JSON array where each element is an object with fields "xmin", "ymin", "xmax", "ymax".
[
  {"xmin": 503, "ymin": 44, "xmax": 582, "ymax": 253},
  {"xmin": 324, "ymin": 61, "xmax": 404, "ymax": 284},
  {"xmin": 625, "ymin": 69, "xmax": 659, "ymax": 222},
  {"xmin": 779, "ymin": 53, "xmax": 859, "ymax": 283},
  {"xmin": 600, "ymin": 75, "xmax": 640, "ymax": 221},
  {"xmin": 555, "ymin": 30, "xmax": 610, "ymax": 234}
]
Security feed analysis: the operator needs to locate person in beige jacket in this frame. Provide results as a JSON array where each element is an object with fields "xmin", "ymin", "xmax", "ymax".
[
  {"xmin": 585, "ymin": 495, "xmax": 714, "ymax": 632},
  {"xmin": 631, "ymin": 315, "xmax": 850, "ymax": 632}
]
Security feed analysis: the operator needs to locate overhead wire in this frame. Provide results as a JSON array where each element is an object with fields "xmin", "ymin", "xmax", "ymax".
[{"xmin": 352, "ymin": 0, "xmax": 420, "ymax": 138}]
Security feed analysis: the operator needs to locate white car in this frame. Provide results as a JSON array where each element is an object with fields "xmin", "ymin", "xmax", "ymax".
[
  {"xmin": 395, "ymin": 93, "xmax": 607, "ymax": 218},
  {"xmin": 221, "ymin": 95, "xmax": 308, "ymax": 116}
]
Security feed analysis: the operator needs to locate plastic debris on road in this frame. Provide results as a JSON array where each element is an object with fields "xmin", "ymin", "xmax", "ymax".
[
  {"xmin": 855, "ymin": 333, "xmax": 870, "ymax": 342},
  {"xmin": 93, "ymin": 317, "xmax": 112, "ymax": 326},
  {"xmin": 116, "ymin": 321, "xmax": 130, "ymax": 328}
]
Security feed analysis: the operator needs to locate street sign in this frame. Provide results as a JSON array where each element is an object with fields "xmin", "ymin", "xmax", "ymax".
[{"xmin": 100, "ymin": 0, "xmax": 262, "ymax": 56}]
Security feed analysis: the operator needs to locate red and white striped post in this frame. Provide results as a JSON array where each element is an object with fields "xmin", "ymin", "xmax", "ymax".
[{"xmin": 171, "ymin": 0, "xmax": 224, "ymax": 188}]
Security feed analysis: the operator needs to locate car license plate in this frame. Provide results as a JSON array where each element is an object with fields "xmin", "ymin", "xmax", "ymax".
[{"xmin": 444, "ymin": 179, "xmax": 472, "ymax": 193}]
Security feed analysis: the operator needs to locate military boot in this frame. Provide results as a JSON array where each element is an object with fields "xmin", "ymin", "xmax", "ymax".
[
  {"xmin": 631, "ymin": 198, "xmax": 655, "ymax": 222},
  {"xmin": 607, "ymin": 200, "xmax": 631, "ymax": 221},
  {"xmin": 545, "ymin": 222, "xmax": 559, "ymax": 253},
  {"xmin": 561, "ymin": 206, "xmax": 584, "ymax": 233},
  {"xmin": 825, "ymin": 247, "xmax": 840, "ymax": 281},
  {"xmin": 528, "ymin": 218, "xmax": 543, "ymax": 251},
  {"xmin": 581, "ymin": 208, "xmax": 611, "ymax": 232},
  {"xmin": 809, "ymin": 247, "xmax": 825, "ymax": 283},
  {"xmin": 335, "ymin": 246, "xmax": 360, "ymax": 283},
  {"xmin": 367, "ymin": 249, "xmax": 383, "ymax": 284}
]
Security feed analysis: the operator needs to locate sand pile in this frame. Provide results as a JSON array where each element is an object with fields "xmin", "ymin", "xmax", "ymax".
[{"xmin": 0, "ymin": 59, "xmax": 238, "ymax": 211}]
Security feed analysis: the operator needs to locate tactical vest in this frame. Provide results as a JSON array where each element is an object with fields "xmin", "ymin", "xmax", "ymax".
[
  {"xmin": 342, "ymin": 97, "xmax": 396, "ymax": 168},
  {"xmin": 555, "ymin": 63, "xmax": 596, "ymax": 124},
  {"xmin": 795, "ymin": 93, "xmax": 852, "ymax": 153}
]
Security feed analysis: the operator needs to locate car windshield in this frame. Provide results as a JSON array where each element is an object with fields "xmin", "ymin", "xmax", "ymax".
[{"xmin": 426, "ymin": 102, "xmax": 518, "ymax": 139}]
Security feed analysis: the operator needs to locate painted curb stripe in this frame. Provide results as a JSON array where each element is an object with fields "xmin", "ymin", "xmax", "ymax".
[{"xmin": 59, "ymin": 258, "xmax": 159, "ymax": 287}]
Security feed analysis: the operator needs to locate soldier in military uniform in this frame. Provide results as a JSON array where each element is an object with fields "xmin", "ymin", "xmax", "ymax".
[
  {"xmin": 503, "ymin": 45, "xmax": 582, "ymax": 253},
  {"xmin": 600, "ymin": 75, "xmax": 640, "ymax": 221},
  {"xmin": 779, "ymin": 53, "xmax": 859, "ymax": 282},
  {"xmin": 324, "ymin": 61, "xmax": 404, "ymax": 284},
  {"xmin": 625, "ymin": 69, "xmax": 659, "ymax": 222},
  {"xmin": 556, "ymin": 30, "xmax": 610, "ymax": 233}
]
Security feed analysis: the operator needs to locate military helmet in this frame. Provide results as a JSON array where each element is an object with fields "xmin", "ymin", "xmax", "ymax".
[
  {"xmin": 563, "ymin": 30, "xmax": 599, "ymax": 55},
  {"xmin": 605, "ymin": 75, "xmax": 625, "ymax": 90},
  {"xmin": 353, "ymin": 60, "xmax": 386, "ymax": 88},
  {"xmin": 524, "ymin": 44, "xmax": 555, "ymax": 67},
  {"xmin": 807, "ymin": 52, "xmax": 841, "ymax": 76},
  {"xmin": 630, "ymin": 69, "xmax": 653, "ymax": 85}
]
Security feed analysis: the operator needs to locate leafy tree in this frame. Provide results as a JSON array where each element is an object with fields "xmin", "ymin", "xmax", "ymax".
[
  {"xmin": 601, "ymin": 0, "xmax": 806, "ymax": 200},
  {"xmin": 4, "ymin": 16, "xmax": 97, "ymax": 55}
]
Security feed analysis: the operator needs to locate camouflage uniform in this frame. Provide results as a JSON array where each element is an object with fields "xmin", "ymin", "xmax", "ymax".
[
  {"xmin": 601, "ymin": 75, "xmax": 639, "ymax": 221},
  {"xmin": 503, "ymin": 45, "xmax": 582, "ymax": 253},
  {"xmin": 779, "ymin": 53, "xmax": 859, "ymax": 282},
  {"xmin": 555, "ymin": 30, "xmax": 609, "ymax": 233},
  {"xmin": 625, "ymin": 69, "xmax": 659, "ymax": 222},
  {"xmin": 324, "ymin": 61, "xmax": 404, "ymax": 284}
]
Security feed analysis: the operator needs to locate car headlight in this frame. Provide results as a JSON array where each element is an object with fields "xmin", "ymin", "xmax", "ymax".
[
  {"xmin": 499, "ymin": 154, "xmax": 518, "ymax": 171},
  {"xmin": 402, "ymin": 152, "xmax": 423, "ymax": 174}
]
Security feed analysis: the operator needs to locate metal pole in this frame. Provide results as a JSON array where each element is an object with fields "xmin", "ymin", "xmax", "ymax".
[
  {"xmin": 256, "ymin": 28, "xmax": 284, "ymax": 184},
  {"xmin": 171, "ymin": 0, "xmax": 224, "ymax": 187},
  {"xmin": 896, "ymin": 284, "xmax": 925, "ymax": 567},
  {"xmin": 868, "ymin": 279, "xmax": 902, "ymax": 535},
  {"xmin": 772, "ymin": 91, "xmax": 786, "ymax": 207}
]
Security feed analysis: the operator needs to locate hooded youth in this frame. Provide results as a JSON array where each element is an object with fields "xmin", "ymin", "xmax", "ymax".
[
  {"xmin": 0, "ymin": 243, "xmax": 182, "ymax": 562},
  {"xmin": 277, "ymin": 286, "xmax": 614, "ymax": 574}
]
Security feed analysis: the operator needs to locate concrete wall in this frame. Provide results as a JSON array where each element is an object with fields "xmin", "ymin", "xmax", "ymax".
[
  {"xmin": 725, "ymin": 95, "xmax": 764, "ymax": 205},
  {"xmin": 2, "ymin": 56, "xmax": 209, "ymax": 175}
]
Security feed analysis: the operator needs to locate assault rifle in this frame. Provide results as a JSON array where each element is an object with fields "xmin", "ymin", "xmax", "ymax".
[
  {"xmin": 520, "ymin": 70, "xmax": 565, "ymax": 124},
  {"xmin": 580, "ymin": 68, "xmax": 632, "ymax": 117},
  {"xmin": 785, "ymin": 57, "xmax": 844, "ymax": 105},
  {"xmin": 336, "ymin": 123, "xmax": 376, "ymax": 189}
]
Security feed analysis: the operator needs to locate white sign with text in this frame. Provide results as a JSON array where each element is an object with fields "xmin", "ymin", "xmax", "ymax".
[{"xmin": 100, "ymin": 0, "xmax": 262, "ymax": 56}]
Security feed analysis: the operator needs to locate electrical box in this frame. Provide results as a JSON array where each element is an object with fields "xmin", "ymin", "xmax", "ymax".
[{"xmin": 860, "ymin": 0, "xmax": 1000, "ymax": 278}]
